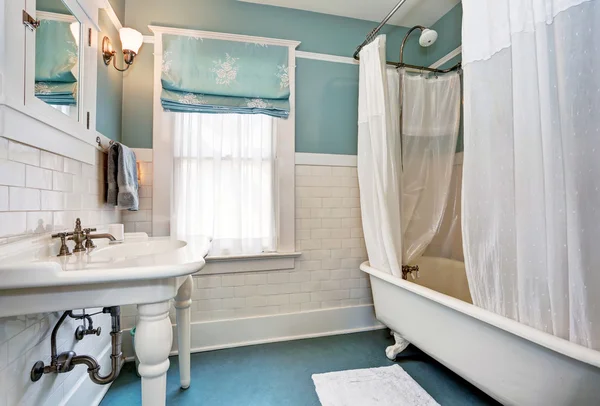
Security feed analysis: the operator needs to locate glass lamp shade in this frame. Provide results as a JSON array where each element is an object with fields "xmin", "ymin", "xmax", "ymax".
[{"xmin": 119, "ymin": 28, "xmax": 143, "ymax": 54}]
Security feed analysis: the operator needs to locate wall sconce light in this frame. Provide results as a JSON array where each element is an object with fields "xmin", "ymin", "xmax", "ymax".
[{"xmin": 102, "ymin": 28, "xmax": 143, "ymax": 72}]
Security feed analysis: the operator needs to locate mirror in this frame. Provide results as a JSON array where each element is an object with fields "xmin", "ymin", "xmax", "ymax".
[{"xmin": 34, "ymin": 0, "xmax": 81, "ymax": 120}]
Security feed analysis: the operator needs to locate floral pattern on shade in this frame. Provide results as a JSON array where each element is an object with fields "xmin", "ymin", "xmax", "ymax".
[
  {"xmin": 161, "ymin": 89, "xmax": 289, "ymax": 119},
  {"xmin": 34, "ymin": 82, "xmax": 77, "ymax": 106},
  {"xmin": 35, "ymin": 82, "xmax": 52, "ymax": 95},
  {"xmin": 275, "ymin": 65, "xmax": 290, "ymax": 89},
  {"xmin": 246, "ymin": 98, "xmax": 270, "ymax": 108},
  {"xmin": 162, "ymin": 50, "xmax": 173, "ymax": 77},
  {"xmin": 211, "ymin": 54, "xmax": 239, "ymax": 86},
  {"xmin": 160, "ymin": 34, "xmax": 291, "ymax": 118},
  {"xmin": 178, "ymin": 93, "xmax": 207, "ymax": 105}
]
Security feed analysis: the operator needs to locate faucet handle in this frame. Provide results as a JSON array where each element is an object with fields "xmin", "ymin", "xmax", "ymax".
[
  {"xmin": 51, "ymin": 231, "xmax": 73, "ymax": 238},
  {"xmin": 74, "ymin": 218, "xmax": 82, "ymax": 233},
  {"xmin": 83, "ymin": 228, "xmax": 98, "ymax": 250},
  {"xmin": 52, "ymin": 233, "xmax": 72, "ymax": 257}
]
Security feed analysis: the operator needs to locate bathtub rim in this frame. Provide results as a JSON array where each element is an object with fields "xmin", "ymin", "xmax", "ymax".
[{"xmin": 360, "ymin": 260, "xmax": 600, "ymax": 369}]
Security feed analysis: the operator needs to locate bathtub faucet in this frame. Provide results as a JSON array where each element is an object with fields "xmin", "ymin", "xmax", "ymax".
[{"xmin": 402, "ymin": 265, "xmax": 420, "ymax": 280}]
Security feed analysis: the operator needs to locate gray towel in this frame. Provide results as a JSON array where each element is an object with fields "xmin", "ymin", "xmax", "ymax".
[
  {"xmin": 107, "ymin": 144, "xmax": 119, "ymax": 206},
  {"xmin": 106, "ymin": 143, "xmax": 139, "ymax": 211}
]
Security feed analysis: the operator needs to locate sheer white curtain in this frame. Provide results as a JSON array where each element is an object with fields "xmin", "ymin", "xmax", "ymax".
[
  {"xmin": 358, "ymin": 36, "xmax": 460, "ymax": 276},
  {"xmin": 357, "ymin": 36, "xmax": 404, "ymax": 278},
  {"xmin": 171, "ymin": 113, "xmax": 277, "ymax": 256},
  {"xmin": 462, "ymin": 0, "xmax": 600, "ymax": 349},
  {"xmin": 400, "ymin": 71, "xmax": 461, "ymax": 264}
]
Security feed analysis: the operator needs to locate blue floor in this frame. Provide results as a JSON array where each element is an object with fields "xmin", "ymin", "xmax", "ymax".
[{"xmin": 101, "ymin": 330, "xmax": 500, "ymax": 405}]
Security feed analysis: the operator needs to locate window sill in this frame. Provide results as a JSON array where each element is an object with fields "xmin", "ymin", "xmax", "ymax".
[{"xmin": 200, "ymin": 252, "xmax": 302, "ymax": 275}]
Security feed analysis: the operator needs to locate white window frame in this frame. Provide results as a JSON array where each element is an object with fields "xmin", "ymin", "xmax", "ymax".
[{"xmin": 149, "ymin": 25, "xmax": 300, "ymax": 272}]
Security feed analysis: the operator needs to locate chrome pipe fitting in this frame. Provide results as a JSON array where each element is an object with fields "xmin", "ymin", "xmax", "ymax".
[{"xmin": 30, "ymin": 306, "xmax": 124, "ymax": 385}]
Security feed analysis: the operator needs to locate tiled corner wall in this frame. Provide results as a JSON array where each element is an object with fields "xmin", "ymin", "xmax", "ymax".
[
  {"xmin": 119, "ymin": 163, "xmax": 372, "ymax": 331},
  {"xmin": 0, "ymin": 137, "xmax": 121, "ymax": 406}
]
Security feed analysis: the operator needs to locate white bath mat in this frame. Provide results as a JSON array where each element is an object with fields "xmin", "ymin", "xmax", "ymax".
[{"xmin": 312, "ymin": 365, "xmax": 440, "ymax": 406}]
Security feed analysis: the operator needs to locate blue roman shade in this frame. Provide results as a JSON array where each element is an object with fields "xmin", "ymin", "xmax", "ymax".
[
  {"xmin": 35, "ymin": 19, "xmax": 78, "ymax": 106},
  {"xmin": 160, "ymin": 34, "xmax": 290, "ymax": 118},
  {"xmin": 34, "ymin": 82, "xmax": 77, "ymax": 105}
]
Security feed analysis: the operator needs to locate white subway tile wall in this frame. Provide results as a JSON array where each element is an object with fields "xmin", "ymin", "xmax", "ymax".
[
  {"xmin": 0, "ymin": 137, "xmax": 121, "ymax": 406},
  {"xmin": 0, "ymin": 138, "xmax": 121, "ymax": 241},
  {"xmin": 123, "ymin": 158, "xmax": 153, "ymax": 236},
  {"xmin": 0, "ymin": 313, "xmax": 112, "ymax": 406},
  {"xmin": 192, "ymin": 165, "xmax": 371, "ymax": 321},
  {"xmin": 119, "ymin": 164, "xmax": 371, "ymax": 330}
]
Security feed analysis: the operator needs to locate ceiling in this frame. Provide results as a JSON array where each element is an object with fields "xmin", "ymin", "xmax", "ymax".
[{"xmin": 238, "ymin": 0, "xmax": 460, "ymax": 27}]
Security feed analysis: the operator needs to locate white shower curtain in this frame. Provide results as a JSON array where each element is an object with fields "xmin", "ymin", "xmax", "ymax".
[
  {"xmin": 357, "ymin": 36, "xmax": 404, "ymax": 278},
  {"xmin": 358, "ymin": 35, "xmax": 460, "ymax": 277},
  {"xmin": 462, "ymin": 0, "xmax": 600, "ymax": 349},
  {"xmin": 400, "ymin": 71, "xmax": 461, "ymax": 264}
]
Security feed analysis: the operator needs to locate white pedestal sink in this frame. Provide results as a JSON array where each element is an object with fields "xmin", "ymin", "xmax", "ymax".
[{"xmin": 0, "ymin": 232, "xmax": 210, "ymax": 406}]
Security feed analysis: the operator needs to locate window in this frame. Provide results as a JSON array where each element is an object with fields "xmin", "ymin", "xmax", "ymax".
[
  {"xmin": 171, "ymin": 113, "xmax": 277, "ymax": 256},
  {"xmin": 151, "ymin": 27, "xmax": 298, "ymax": 264}
]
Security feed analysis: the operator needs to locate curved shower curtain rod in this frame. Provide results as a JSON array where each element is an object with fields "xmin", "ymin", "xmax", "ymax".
[{"xmin": 352, "ymin": 0, "xmax": 461, "ymax": 74}]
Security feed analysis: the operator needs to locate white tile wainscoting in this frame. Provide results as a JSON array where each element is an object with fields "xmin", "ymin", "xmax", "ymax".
[
  {"xmin": 0, "ymin": 313, "xmax": 113, "ymax": 406},
  {"xmin": 123, "ymin": 149, "xmax": 153, "ymax": 236},
  {"xmin": 0, "ymin": 137, "xmax": 121, "ymax": 406},
  {"xmin": 0, "ymin": 137, "xmax": 121, "ymax": 241},
  {"xmin": 119, "ymin": 162, "xmax": 381, "ymax": 358}
]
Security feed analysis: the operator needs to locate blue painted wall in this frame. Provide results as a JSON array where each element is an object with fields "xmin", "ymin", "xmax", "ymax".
[
  {"xmin": 295, "ymin": 59, "xmax": 359, "ymax": 155},
  {"xmin": 423, "ymin": 3, "xmax": 462, "ymax": 67},
  {"xmin": 36, "ymin": 0, "xmax": 70, "ymax": 14},
  {"xmin": 108, "ymin": 0, "xmax": 125, "ymax": 23},
  {"xmin": 96, "ymin": 6, "xmax": 124, "ymax": 142},
  {"xmin": 120, "ymin": 0, "xmax": 445, "ymax": 152}
]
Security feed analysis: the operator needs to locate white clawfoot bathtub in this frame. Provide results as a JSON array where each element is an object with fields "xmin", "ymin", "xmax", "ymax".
[{"xmin": 361, "ymin": 257, "xmax": 600, "ymax": 405}]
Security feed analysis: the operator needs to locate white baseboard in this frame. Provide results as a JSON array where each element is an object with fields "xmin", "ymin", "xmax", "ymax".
[
  {"xmin": 62, "ymin": 341, "xmax": 112, "ymax": 406},
  {"xmin": 122, "ymin": 305, "xmax": 383, "ymax": 360}
]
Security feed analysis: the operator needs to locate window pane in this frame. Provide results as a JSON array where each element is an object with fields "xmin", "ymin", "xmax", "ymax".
[{"xmin": 172, "ymin": 113, "xmax": 276, "ymax": 256}]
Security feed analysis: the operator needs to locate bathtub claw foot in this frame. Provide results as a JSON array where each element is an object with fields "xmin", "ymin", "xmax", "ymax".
[{"xmin": 386, "ymin": 332, "xmax": 410, "ymax": 360}]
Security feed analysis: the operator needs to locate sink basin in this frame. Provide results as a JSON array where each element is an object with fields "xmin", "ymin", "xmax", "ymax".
[
  {"xmin": 0, "ymin": 233, "xmax": 210, "ymax": 291},
  {"xmin": 90, "ymin": 239, "xmax": 188, "ymax": 259},
  {"xmin": 0, "ymin": 231, "xmax": 211, "ymax": 406}
]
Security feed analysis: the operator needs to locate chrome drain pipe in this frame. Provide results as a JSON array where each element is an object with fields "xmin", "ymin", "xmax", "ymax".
[{"xmin": 31, "ymin": 306, "xmax": 124, "ymax": 385}]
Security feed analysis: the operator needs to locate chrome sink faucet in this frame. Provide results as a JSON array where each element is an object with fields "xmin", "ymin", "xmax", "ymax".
[{"xmin": 52, "ymin": 218, "xmax": 116, "ymax": 257}]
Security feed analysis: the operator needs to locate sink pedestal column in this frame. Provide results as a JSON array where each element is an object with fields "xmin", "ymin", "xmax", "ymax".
[
  {"xmin": 174, "ymin": 275, "xmax": 193, "ymax": 389},
  {"xmin": 136, "ymin": 300, "xmax": 173, "ymax": 406}
]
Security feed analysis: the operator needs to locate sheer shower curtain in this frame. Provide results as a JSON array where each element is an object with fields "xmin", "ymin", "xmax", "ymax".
[
  {"xmin": 358, "ymin": 35, "xmax": 460, "ymax": 276},
  {"xmin": 357, "ymin": 36, "xmax": 404, "ymax": 278},
  {"xmin": 462, "ymin": 0, "xmax": 600, "ymax": 349},
  {"xmin": 400, "ymin": 71, "xmax": 461, "ymax": 264}
]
